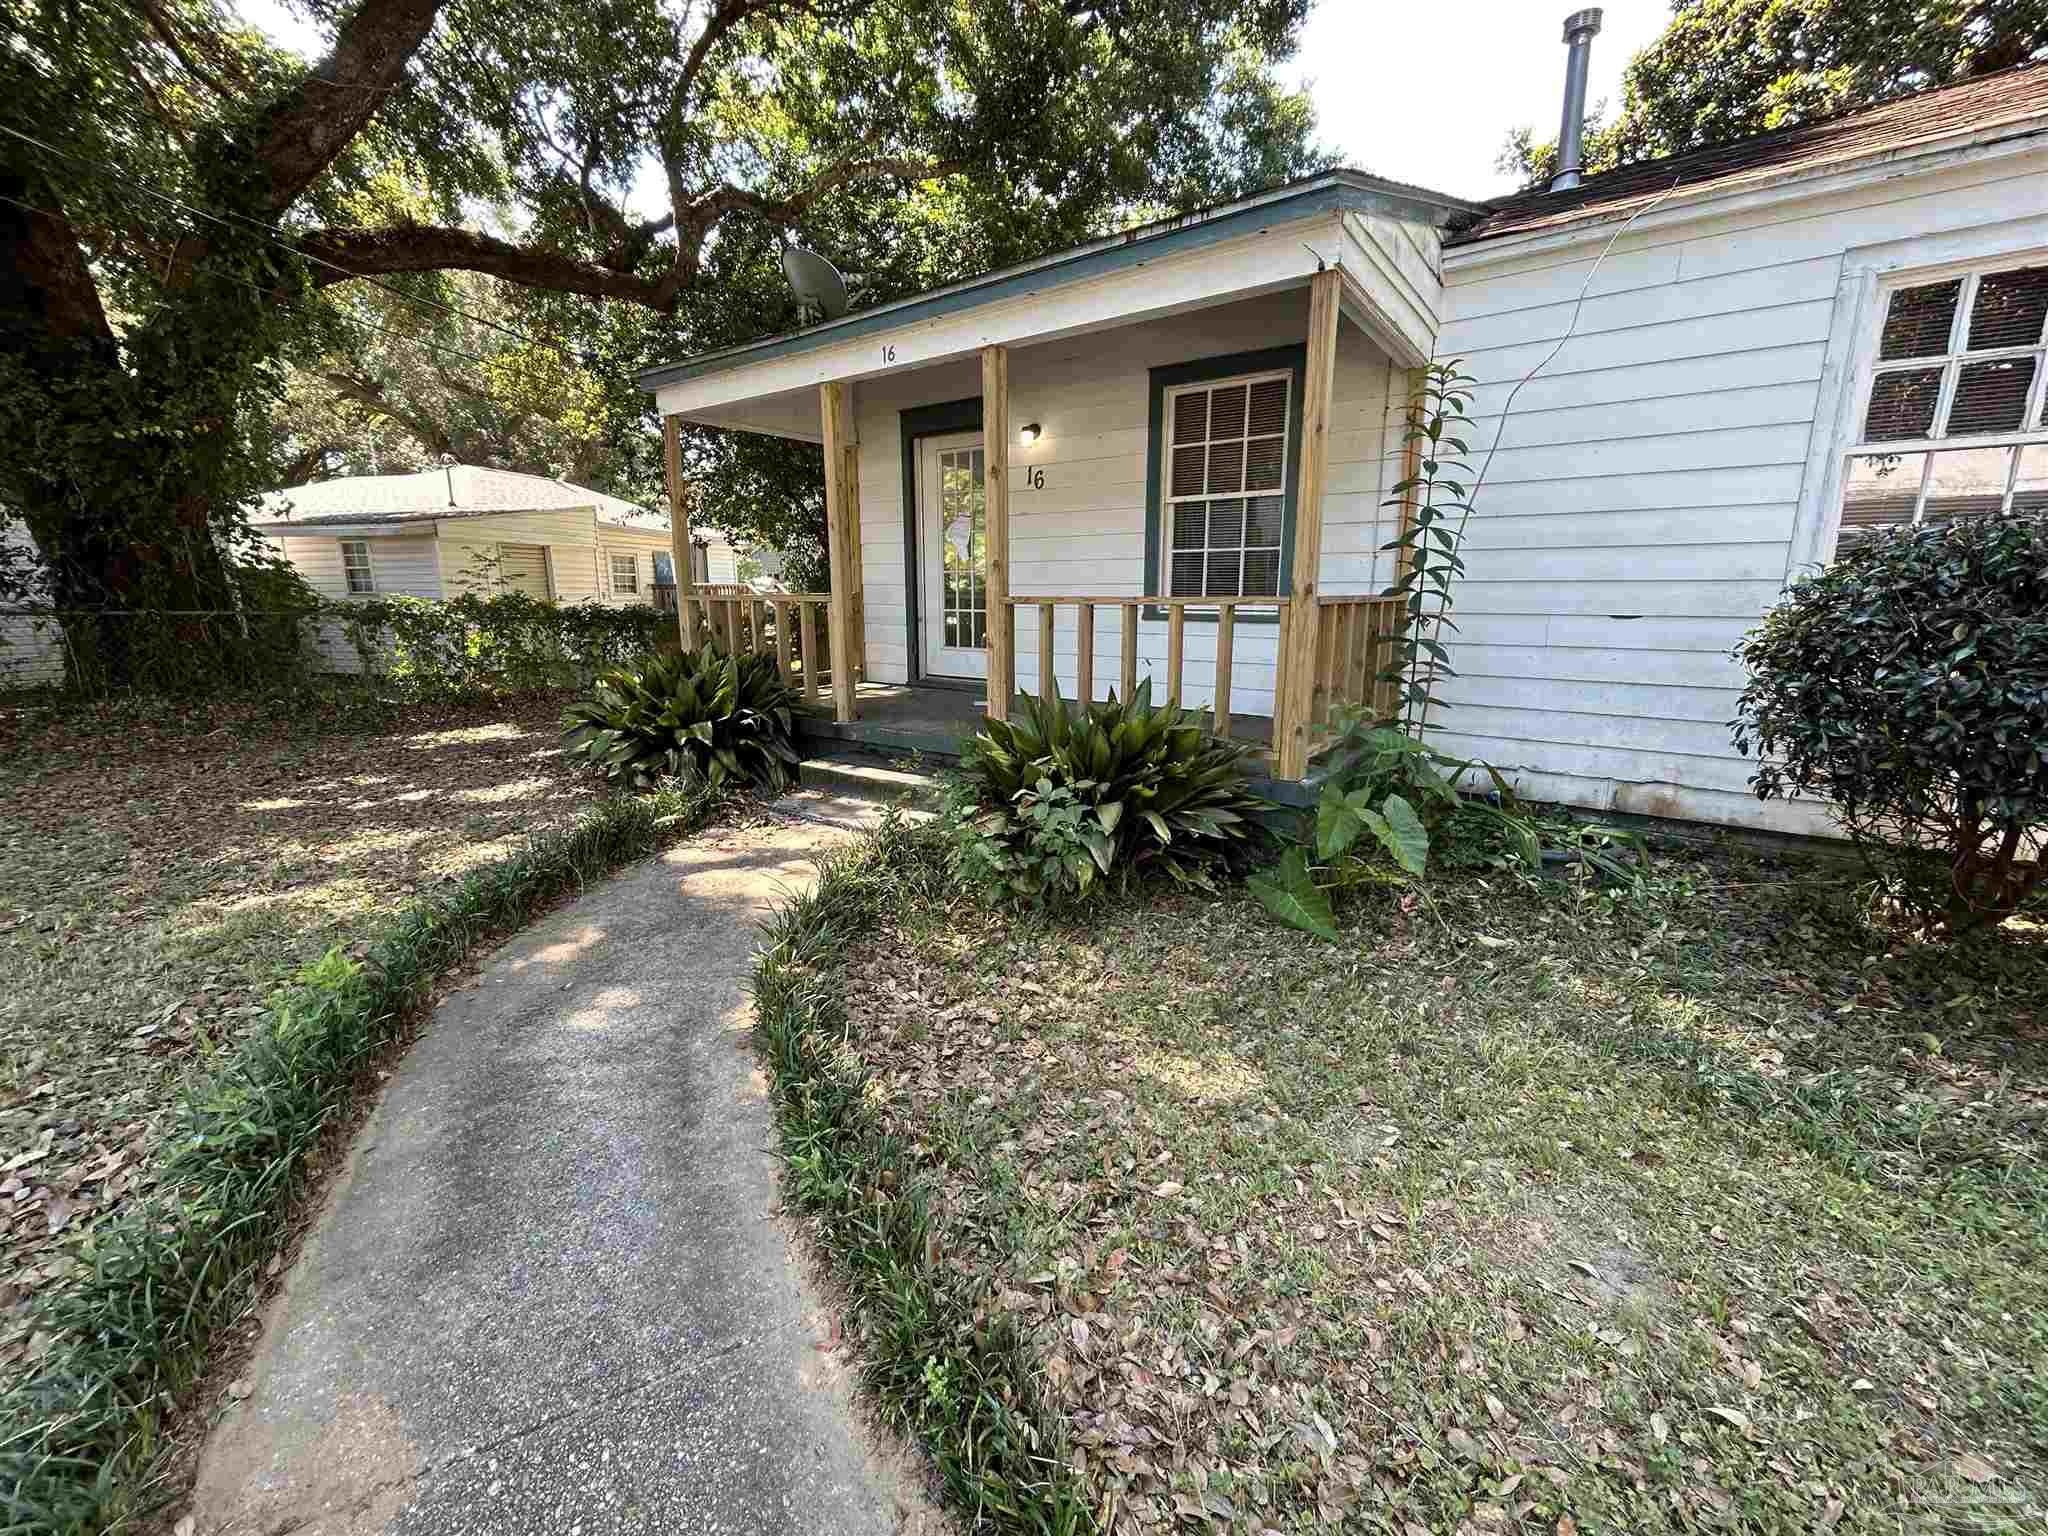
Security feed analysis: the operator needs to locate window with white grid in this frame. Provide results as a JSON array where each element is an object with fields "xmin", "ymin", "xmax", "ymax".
[
  {"xmin": 1835, "ymin": 261, "xmax": 2048, "ymax": 553},
  {"xmin": 609, "ymin": 552, "xmax": 639, "ymax": 593},
  {"xmin": 1164, "ymin": 371, "xmax": 1290, "ymax": 597},
  {"xmin": 340, "ymin": 539, "xmax": 374, "ymax": 595}
]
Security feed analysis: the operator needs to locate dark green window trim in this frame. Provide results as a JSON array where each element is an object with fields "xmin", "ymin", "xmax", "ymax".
[
  {"xmin": 1143, "ymin": 343, "xmax": 1306, "ymax": 625},
  {"xmin": 898, "ymin": 396, "xmax": 984, "ymax": 683}
]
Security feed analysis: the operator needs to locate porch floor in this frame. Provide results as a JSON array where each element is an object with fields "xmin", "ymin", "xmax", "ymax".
[{"xmin": 792, "ymin": 681, "xmax": 1279, "ymax": 763}]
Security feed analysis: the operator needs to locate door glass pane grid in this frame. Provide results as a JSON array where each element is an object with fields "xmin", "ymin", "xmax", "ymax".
[
  {"xmin": 1862, "ymin": 265, "xmax": 2048, "ymax": 442},
  {"xmin": 938, "ymin": 447, "xmax": 987, "ymax": 650},
  {"xmin": 1165, "ymin": 374, "xmax": 1288, "ymax": 598}
]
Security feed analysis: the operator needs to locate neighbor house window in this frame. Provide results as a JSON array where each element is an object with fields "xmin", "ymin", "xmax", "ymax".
[
  {"xmin": 1163, "ymin": 371, "xmax": 1291, "ymax": 597},
  {"xmin": 340, "ymin": 539, "xmax": 375, "ymax": 595},
  {"xmin": 609, "ymin": 552, "xmax": 639, "ymax": 593},
  {"xmin": 1834, "ymin": 261, "xmax": 2048, "ymax": 553}
]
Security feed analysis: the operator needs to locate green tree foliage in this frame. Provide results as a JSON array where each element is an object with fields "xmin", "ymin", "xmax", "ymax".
[
  {"xmin": 1500, "ymin": 0, "xmax": 2048, "ymax": 186},
  {"xmin": 3, "ymin": 0, "xmax": 1325, "ymax": 685},
  {"xmin": 268, "ymin": 269, "xmax": 658, "ymax": 498}
]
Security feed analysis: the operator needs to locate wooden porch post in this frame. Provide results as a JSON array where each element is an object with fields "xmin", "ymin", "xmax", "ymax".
[
  {"xmin": 820, "ymin": 380, "xmax": 860, "ymax": 722},
  {"xmin": 981, "ymin": 344, "xmax": 1014, "ymax": 721},
  {"xmin": 1276, "ymin": 269, "xmax": 1341, "ymax": 779},
  {"xmin": 661, "ymin": 415, "xmax": 696, "ymax": 650}
]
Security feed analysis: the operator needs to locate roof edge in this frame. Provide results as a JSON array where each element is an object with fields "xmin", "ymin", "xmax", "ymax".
[
  {"xmin": 1443, "ymin": 116, "xmax": 2048, "ymax": 263},
  {"xmin": 637, "ymin": 169, "xmax": 1486, "ymax": 394}
]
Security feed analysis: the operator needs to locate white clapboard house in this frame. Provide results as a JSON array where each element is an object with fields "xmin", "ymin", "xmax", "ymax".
[
  {"xmin": 641, "ymin": 55, "xmax": 2048, "ymax": 837},
  {"xmin": 253, "ymin": 464, "xmax": 741, "ymax": 606}
]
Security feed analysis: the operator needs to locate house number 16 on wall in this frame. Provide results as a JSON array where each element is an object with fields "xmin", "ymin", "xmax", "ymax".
[{"xmin": 1021, "ymin": 467, "xmax": 1044, "ymax": 489}]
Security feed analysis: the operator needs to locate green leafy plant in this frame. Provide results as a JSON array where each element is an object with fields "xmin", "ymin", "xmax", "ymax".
[
  {"xmin": 561, "ymin": 644, "xmax": 802, "ymax": 793},
  {"xmin": 1377, "ymin": 362, "xmax": 1477, "ymax": 732},
  {"xmin": 945, "ymin": 677, "xmax": 1267, "ymax": 909},
  {"xmin": 1735, "ymin": 513, "xmax": 2048, "ymax": 935},
  {"xmin": 1251, "ymin": 706, "xmax": 1648, "ymax": 938}
]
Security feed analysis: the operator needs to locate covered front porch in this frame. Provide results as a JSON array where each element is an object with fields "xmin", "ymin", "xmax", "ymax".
[{"xmin": 640, "ymin": 171, "xmax": 1476, "ymax": 779}]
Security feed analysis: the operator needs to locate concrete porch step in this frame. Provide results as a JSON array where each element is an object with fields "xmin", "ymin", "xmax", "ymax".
[{"xmin": 772, "ymin": 752, "xmax": 944, "ymax": 832}]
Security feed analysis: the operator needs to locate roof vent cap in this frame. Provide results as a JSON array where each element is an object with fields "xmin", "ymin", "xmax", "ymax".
[{"xmin": 1551, "ymin": 8, "xmax": 1604, "ymax": 193}]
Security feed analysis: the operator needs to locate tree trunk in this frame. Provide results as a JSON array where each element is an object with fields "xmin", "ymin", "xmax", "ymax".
[{"xmin": 2, "ymin": 149, "xmax": 291, "ymax": 689}]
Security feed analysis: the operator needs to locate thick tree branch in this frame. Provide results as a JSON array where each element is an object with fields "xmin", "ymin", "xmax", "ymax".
[
  {"xmin": 299, "ymin": 224, "xmax": 674, "ymax": 308},
  {"xmin": 319, "ymin": 368, "xmax": 454, "ymax": 458},
  {"xmin": 243, "ymin": 0, "xmax": 446, "ymax": 217},
  {"xmin": 0, "ymin": 173, "xmax": 115, "ymax": 349},
  {"xmin": 128, "ymin": 0, "xmax": 238, "ymax": 99},
  {"xmin": 299, "ymin": 146, "xmax": 962, "ymax": 312}
]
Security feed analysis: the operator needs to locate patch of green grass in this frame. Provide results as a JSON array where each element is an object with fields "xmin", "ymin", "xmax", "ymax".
[
  {"xmin": 751, "ymin": 813, "xmax": 1099, "ymax": 1535},
  {"xmin": 0, "ymin": 779, "xmax": 729, "ymax": 1535},
  {"xmin": 837, "ymin": 844, "xmax": 2047, "ymax": 1534}
]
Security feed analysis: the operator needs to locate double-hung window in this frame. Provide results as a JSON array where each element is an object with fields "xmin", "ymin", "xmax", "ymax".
[
  {"xmin": 1163, "ymin": 371, "xmax": 1290, "ymax": 598},
  {"xmin": 340, "ymin": 539, "xmax": 375, "ymax": 595},
  {"xmin": 609, "ymin": 552, "xmax": 640, "ymax": 594},
  {"xmin": 1834, "ymin": 261, "xmax": 2048, "ymax": 554}
]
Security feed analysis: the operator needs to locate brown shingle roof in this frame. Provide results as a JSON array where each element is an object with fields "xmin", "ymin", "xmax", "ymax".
[{"xmin": 1448, "ymin": 61, "xmax": 2048, "ymax": 248}]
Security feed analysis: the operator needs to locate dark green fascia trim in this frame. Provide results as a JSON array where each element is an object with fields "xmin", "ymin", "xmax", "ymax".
[
  {"xmin": 1143, "ymin": 343, "xmax": 1307, "ymax": 626},
  {"xmin": 898, "ymin": 397, "xmax": 983, "ymax": 682},
  {"xmin": 638, "ymin": 173, "xmax": 1482, "ymax": 393}
]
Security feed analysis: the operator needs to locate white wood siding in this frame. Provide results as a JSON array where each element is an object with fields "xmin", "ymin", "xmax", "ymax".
[
  {"xmin": 266, "ymin": 531, "xmax": 441, "ymax": 672},
  {"xmin": 268, "ymin": 531, "xmax": 444, "ymax": 600},
  {"xmin": 438, "ymin": 509, "xmax": 591, "ymax": 598},
  {"xmin": 595, "ymin": 530, "xmax": 674, "ymax": 604},
  {"xmin": 0, "ymin": 520, "xmax": 64, "ymax": 689},
  {"xmin": 850, "ymin": 288, "xmax": 1399, "ymax": 722},
  {"xmin": 1437, "ymin": 146, "xmax": 2048, "ymax": 834}
]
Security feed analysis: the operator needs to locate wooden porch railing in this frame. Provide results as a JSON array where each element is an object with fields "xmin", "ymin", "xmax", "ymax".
[
  {"xmin": 999, "ymin": 594, "xmax": 1404, "ymax": 761},
  {"xmin": 1310, "ymin": 595, "xmax": 1405, "ymax": 727},
  {"xmin": 687, "ymin": 590, "xmax": 845, "ymax": 712}
]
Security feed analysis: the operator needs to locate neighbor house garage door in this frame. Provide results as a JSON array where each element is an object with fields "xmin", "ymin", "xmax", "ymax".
[{"xmin": 499, "ymin": 543, "xmax": 550, "ymax": 598}]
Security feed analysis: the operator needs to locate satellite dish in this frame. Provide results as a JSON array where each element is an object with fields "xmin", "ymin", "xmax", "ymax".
[{"xmin": 781, "ymin": 246, "xmax": 848, "ymax": 322}]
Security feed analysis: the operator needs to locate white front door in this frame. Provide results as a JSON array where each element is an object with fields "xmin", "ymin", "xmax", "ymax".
[{"xmin": 918, "ymin": 432, "xmax": 988, "ymax": 681}]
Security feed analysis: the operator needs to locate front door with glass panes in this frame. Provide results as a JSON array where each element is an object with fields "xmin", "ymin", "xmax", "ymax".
[{"xmin": 918, "ymin": 432, "xmax": 989, "ymax": 680}]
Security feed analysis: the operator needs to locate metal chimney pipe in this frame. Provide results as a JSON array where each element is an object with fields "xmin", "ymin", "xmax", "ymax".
[{"xmin": 1551, "ymin": 8, "xmax": 1604, "ymax": 192}]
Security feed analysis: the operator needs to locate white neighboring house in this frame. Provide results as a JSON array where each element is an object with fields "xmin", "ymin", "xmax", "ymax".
[
  {"xmin": 1, "ymin": 467, "xmax": 746, "ymax": 689},
  {"xmin": 640, "ymin": 60, "xmax": 2048, "ymax": 837},
  {"xmin": 253, "ymin": 464, "xmax": 743, "ymax": 606}
]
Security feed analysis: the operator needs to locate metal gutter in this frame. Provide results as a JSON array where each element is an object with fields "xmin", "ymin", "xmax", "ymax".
[{"xmin": 636, "ymin": 170, "xmax": 1485, "ymax": 393}]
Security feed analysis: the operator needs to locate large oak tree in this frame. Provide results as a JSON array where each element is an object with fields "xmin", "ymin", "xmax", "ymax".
[{"xmin": 2, "ymin": 0, "xmax": 1318, "ymax": 681}]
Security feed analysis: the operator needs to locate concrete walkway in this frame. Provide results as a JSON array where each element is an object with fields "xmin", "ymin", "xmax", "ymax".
[{"xmin": 189, "ymin": 817, "xmax": 929, "ymax": 1535}]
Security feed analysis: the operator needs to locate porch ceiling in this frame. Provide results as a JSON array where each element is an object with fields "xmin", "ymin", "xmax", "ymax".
[{"xmin": 646, "ymin": 171, "xmax": 1472, "ymax": 439}]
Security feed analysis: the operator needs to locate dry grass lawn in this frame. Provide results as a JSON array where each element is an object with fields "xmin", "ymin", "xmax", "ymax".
[
  {"xmin": 839, "ymin": 849, "xmax": 2047, "ymax": 1533},
  {"xmin": 0, "ymin": 693, "xmax": 603, "ymax": 1369}
]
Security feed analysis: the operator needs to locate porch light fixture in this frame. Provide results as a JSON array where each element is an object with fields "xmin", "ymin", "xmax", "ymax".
[{"xmin": 1020, "ymin": 422, "xmax": 1041, "ymax": 445}]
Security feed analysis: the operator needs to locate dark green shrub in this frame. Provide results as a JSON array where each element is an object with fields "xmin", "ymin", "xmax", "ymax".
[
  {"xmin": 561, "ymin": 644, "xmax": 802, "ymax": 793},
  {"xmin": 333, "ymin": 590, "xmax": 672, "ymax": 698},
  {"xmin": 944, "ymin": 678, "xmax": 1267, "ymax": 908},
  {"xmin": 1735, "ymin": 514, "xmax": 2048, "ymax": 934}
]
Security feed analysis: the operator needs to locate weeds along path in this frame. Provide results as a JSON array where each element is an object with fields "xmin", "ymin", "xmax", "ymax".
[{"xmin": 185, "ymin": 815, "xmax": 934, "ymax": 1535}]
